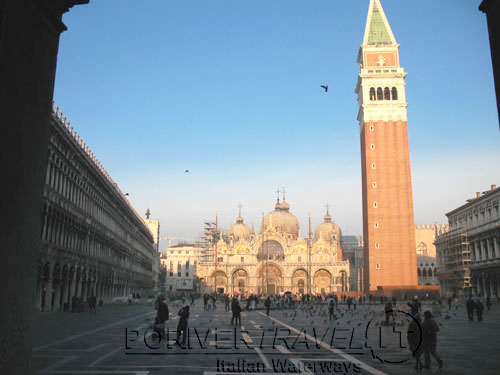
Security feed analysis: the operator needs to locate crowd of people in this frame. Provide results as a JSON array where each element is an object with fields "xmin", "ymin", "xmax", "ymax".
[{"xmin": 150, "ymin": 291, "xmax": 496, "ymax": 371}]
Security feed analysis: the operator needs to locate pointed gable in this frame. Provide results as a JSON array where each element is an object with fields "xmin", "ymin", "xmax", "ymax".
[{"xmin": 363, "ymin": 0, "xmax": 397, "ymax": 45}]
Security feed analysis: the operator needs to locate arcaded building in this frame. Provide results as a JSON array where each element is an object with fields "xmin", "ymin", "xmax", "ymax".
[
  {"xmin": 197, "ymin": 199, "xmax": 350, "ymax": 295},
  {"xmin": 36, "ymin": 106, "xmax": 157, "ymax": 311},
  {"xmin": 436, "ymin": 185, "xmax": 500, "ymax": 298},
  {"xmin": 356, "ymin": 0, "xmax": 418, "ymax": 292}
]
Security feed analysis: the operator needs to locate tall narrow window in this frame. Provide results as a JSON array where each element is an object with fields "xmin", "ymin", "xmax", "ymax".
[
  {"xmin": 369, "ymin": 87, "xmax": 376, "ymax": 100},
  {"xmin": 391, "ymin": 87, "xmax": 398, "ymax": 100},
  {"xmin": 373, "ymin": 202, "xmax": 378, "ymax": 208},
  {"xmin": 384, "ymin": 87, "xmax": 391, "ymax": 100},
  {"xmin": 370, "ymin": 144, "xmax": 375, "ymax": 150},
  {"xmin": 369, "ymin": 125, "xmax": 374, "ymax": 131},
  {"xmin": 376, "ymin": 87, "xmax": 383, "ymax": 100},
  {"xmin": 375, "ymin": 242, "xmax": 380, "ymax": 249},
  {"xmin": 371, "ymin": 162, "xmax": 376, "ymax": 169},
  {"xmin": 374, "ymin": 222, "xmax": 379, "ymax": 228},
  {"xmin": 376, "ymin": 263, "xmax": 380, "ymax": 270},
  {"xmin": 372, "ymin": 182, "xmax": 377, "ymax": 188}
]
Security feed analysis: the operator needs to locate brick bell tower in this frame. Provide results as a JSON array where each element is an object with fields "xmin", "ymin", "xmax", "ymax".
[{"xmin": 355, "ymin": 0, "xmax": 418, "ymax": 293}]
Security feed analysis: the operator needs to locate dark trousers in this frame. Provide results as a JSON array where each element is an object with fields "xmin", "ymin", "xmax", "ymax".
[
  {"xmin": 176, "ymin": 326, "xmax": 187, "ymax": 344},
  {"xmin": 231, "ymin": 313, "xmax": 241, "ymax": 325},
  {"xmin": 467, "ymin": 308, "xmax": 474, "ymax": 321},
  {"xmin": 266, "ymin": 307, "xmax": 270, "ymax": 316},
  {"xmin": 423, "ymin": 345, "xmax": 442, "ymax": 368}
]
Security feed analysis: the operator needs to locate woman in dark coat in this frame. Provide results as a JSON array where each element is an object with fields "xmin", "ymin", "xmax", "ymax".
[
  {"xmin": 176, "ymin": 305, "xmax": 190, "ymax": 345},
  {"xmin": 156, "ymin": 297, "xmax": 169, "ymax": 338},
  {"xmin": 407, "ymin": 313, "xmax": 423, "ymax": 369},
  {"xmin": 421, "ymin": 311, "xmax": 443, "ymax": 369}
]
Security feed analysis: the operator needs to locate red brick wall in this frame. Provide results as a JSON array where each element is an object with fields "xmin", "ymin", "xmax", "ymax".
[{"xmin": 361, "ymin": 120, "xmax": 418, "ymax": 292}]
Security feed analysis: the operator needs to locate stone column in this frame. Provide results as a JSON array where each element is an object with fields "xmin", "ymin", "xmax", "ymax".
[
  {"xmin": 482, "ymin": 273, "xmax": 487, "ymax": 297},
  {"xmin": 35, "ymin": 279, "xmax": 43, "ymax": 312},
  {"xmin": 45, "ymin": 277, "xmax": 53, "ymax": 312},
  {"xmin": 52, "ymin": 280, "xmax": 61, "ymax": 311},
  {"xmin": 494, "ymin": 236, "xmax": 500, "ymax": 259}
]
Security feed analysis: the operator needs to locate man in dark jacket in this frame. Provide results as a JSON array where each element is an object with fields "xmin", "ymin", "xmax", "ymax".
[
  {"xmin": 407, "ymin": 313, "xmax": 423, "ymax": 370},
  {"xmin": 231, "ymin": 298, "xmax": 241, "ymax": 326},
  {"xmin": 176, "ymin": 305, "xmax": 190, "ymax": 345},
  {"xmin": 466, "ymin": 297, "xmax": 475, "ymax": 321},
  {"xmin": 421, "ymin": 311, "xmax": 443, "ymax": 369},
  {"xmin": 156, "ymin": 297, "xmax": 169, "ymax": 338},
  {"xmin": 265, "ymin": 297, "xmax": 271, "ymax": 316}
]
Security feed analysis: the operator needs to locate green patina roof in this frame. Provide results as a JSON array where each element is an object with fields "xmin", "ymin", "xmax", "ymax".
[{"xmin": 367, "ymin": 1, "xmax": 392, "ymax": 44}]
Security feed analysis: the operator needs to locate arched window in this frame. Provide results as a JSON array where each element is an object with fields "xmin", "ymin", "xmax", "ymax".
[
  {"xmin": 376, "ymin": 87, "xmax": 383, "ymax": 100},
  {"xmin": 391, "ymin": 87, "xmax": 398, "ymax": 100},
  {"xmin": 417, "ymin": 268, "xmax": 422, "ymax": 277},
  {"xmin": 422, "ymin": 268, "xmax": 428, "ymax": 278},
  {"xmin": 369, "ymin": 87, "xmax": 376, "ymax": 100},
  {"xmin": 384, "ymin": 87, "xmax": 391, "ymax": 100},
  {"xmin": 429, "ymin": 268, "xmax": 433, "ymax": 277},
  {"xmin": 417, "ymin": 242, "xmax": 428, "ymax": 255}
]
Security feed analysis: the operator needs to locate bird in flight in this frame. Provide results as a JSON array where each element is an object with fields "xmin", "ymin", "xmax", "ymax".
[
  {"xmin": 320, "ymin": 85, "xmax": 328, "ymax": 92},
  {"xmin": 125, "ymin": 193, "xmax": 129, "ymax": 196},
  {"xmin": 185, "ymin": 170, "xmax": 190, "ymax": 173}
]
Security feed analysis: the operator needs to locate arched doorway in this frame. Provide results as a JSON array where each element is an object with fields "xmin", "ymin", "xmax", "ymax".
[
  {"xmin": 258, "ymin": 264, "xmax": 283, "ymax": 295},
  {"xmin": 232, "ymin": 269, "xmax": 248, "ymax": 295},
  {"xmin": 211, "ymin": 270, "xmax": 227, "ymax": 294},
  {"xmin": 313, "ymin": 269, "xmax": 332, "ymax": 294},
  {"xmin": 292, "ymin": 269, "xmax": 308, "ymax": 294}
]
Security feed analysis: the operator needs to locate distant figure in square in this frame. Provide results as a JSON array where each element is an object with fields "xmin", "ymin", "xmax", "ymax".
[
  {"xmin": 407, "ymin": 313, "xmax": 423, "ymax": 370},
  {"xmin": 466, "ymin": 297, "xmax": 475, "ymax": 321},
  {"xmin": 422, "ymin": 311, "xmax": 443, "ymax": 369},
  {"xmin": 476, "ymin": 298, "xmax": 484, "ymax": 322},
  {"xmin": 88, "ymin": 295, "xmax": 97, "ymax": 314},
  {"xmin": 265, "ymin": 296, "xmax": 271, "ymax": 316},
  {"xmin": 384, "ymin": 300, "xmax": 394, "ymax": 325},
  {"xmin": 176, "ymin": 305, "xmax": 190, "ymax": 345},
  {"xmin": 231, "ymin": 298, "xmax": 241, "ymax": 326},
  {"xmin": 328, "ymin": 299, "xmax": 336, "ymax": 321}
]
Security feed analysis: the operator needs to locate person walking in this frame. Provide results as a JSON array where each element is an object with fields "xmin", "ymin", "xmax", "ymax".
[
  {"xmin": 407, "ymin": 313, "xmax": 423, "ymax": 370},
  {"xmin": 176, "ymin": 305, "xmax": 190, "ymax": 346},
  {"xmin": 265, "ymin": 296, "xmax": 271, "ymax": 316},
  {"xmin": 421, "ymin": 311, "xmax": 443, "ymax": 369},
  {"xmin": 231, "ymin": 298, "xmax": 241, "ymax": 326},
  {"xmin": 447, "ymin": 296, "xmax": 452, "ymax": 310},
  {"xmin": 352, "ymin": 297, "xmax": 357, "ymax": 310},
  {"xmin": 156, "ymin": 297, "xmax": 169, "ymax": 339},
  {"xmin": 486, "ymin": 295, "xmax": 492, "ymax": 311},
  {"xmin": 190, "ymin": 295, "xmax": 195, "ymax": 306},
  {"xmin": 328, "ymin": 299, "xmax": 336, "ymax": 321},
  {"xmin": 88, "ymin": 295, "xmax": 97, "ymax": 314},
  {"xmin": 466, "ymin": 297, "xmax": 475, "ymax": 321},
  {"xmin": 346, "ymin": 297, "xmax": 352, "ymax": 311},
  {"xmin": 385, "ymin": 300, "xmax": 394, "ymax": 325},
  {"xmin": 225, "ymin": 295, "xmax": 230, "ymax": 312},
  {"xmin": 476, "ymin": 299, "xmax": 484, "ymax": 322}
]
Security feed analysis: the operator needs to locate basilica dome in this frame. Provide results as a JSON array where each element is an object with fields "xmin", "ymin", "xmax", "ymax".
[
  {"xmin": 314, "ymin": 211, "xmax": 340, "ymax": 242},
  {"xmin": 263, "ymin": 200, "xmax": 299, "ymax": 237},
  {"xmin": 227, "ymin": 215, "xmax": 252, "ymax": 241}
]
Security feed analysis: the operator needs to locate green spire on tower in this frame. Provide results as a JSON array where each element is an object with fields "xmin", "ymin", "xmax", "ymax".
[{"xmin": 367, "ymin": 1, "xmax": 392, "ymax": 44}]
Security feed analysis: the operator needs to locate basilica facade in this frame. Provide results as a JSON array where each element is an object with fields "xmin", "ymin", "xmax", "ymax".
[{"xmin": 197, "ymin": 199, "xmax": 350, "ymax": 295}]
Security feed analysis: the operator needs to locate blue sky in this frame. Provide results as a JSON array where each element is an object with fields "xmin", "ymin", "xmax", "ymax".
[{"xmin": 55, "ymin": 0, "xmax": 499, "ymax": 246}]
